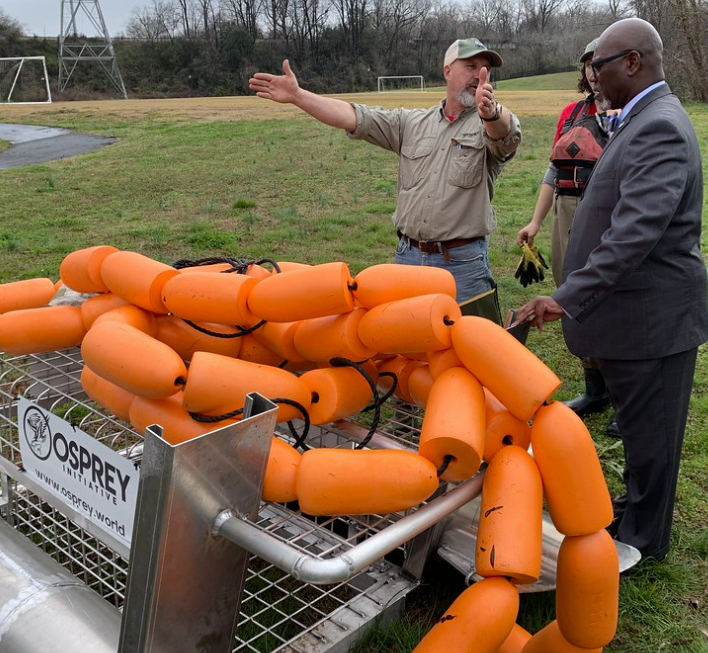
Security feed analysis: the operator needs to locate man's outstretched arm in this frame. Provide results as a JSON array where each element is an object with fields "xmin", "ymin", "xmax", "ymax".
[{"xmin": 249, "ymin": 59, "xmax": 358, "ymax": 133}]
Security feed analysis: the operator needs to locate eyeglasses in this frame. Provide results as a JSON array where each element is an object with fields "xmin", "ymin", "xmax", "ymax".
[{"xmin": 590, "ymin": 49, "xmax": 641, "ymax": 76}]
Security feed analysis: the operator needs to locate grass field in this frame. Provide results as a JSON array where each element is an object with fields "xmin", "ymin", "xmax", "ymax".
[{"xmin": 1, "ymin": 77, "xmax": 707, "ymax": 652}]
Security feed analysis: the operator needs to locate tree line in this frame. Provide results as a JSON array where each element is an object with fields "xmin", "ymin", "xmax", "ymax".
[{"xmin": 1, "ymin": 0, "xmax": 706, "ymax": 101}]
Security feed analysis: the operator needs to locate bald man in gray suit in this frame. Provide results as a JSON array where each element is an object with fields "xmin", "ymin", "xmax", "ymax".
[{"xmin": 516, "ymin": 18, "xmax": 708, "ymax": 561}]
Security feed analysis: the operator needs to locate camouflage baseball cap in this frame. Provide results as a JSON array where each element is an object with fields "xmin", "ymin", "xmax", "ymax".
[
  {"xmin": 444, "ymin": 38, "xmax": 503, "ymax": 68},
  {"xmin": 580, "ymin": 38, "xmax": 599, "ymax": 63}
]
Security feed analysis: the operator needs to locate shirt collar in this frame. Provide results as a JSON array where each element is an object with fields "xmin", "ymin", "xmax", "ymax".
[
  {"xmin": 617, "ymin": 80, "xmax": 666, "ymax": 127},
  {"xmin": 439, "ymin": 99, "xmax": 474, "ymax": 122}
]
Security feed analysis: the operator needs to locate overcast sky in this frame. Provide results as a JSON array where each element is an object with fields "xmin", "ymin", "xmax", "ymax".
[{"xmin": 3, "ymin": 0, "xmax": 146, "ymax": 37}]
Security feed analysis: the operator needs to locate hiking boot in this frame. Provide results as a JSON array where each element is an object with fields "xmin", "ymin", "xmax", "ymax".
[{"xmin": 563, "ymin": 367, "xmax": 611, "ymax": 416}]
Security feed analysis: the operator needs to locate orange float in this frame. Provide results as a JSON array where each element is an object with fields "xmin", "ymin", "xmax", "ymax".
[
  {"xmin": 498, "ymin": 624, "xmax": 532, "ymax": 653},
  {"xmin": 182, "ymin": 352, "xmax": 311, "ymax": 423},
  {"xmin": 237, "ymin": 333, "xmax": 287, "ymax": 367},
  {"xmin": 482, "ymin": 388, "xmax": 532, "ymax": 463},
  {"xmin": 412, "ymin": 577, "xmax": 519, "ymax": 653},
  {"xmin": 426, "ymin": 348, "xmax": 464, "ymax": 379},
  {"xmin": 475, "ymin": 445, "xmax": 543, "ymax": 584},
  {"xmin": 300, "ymin": 366, "xmax": 373, "ymax": 425},
  {"xmin": 451, "ymin": 316, "xmax": 561, "ymax": 421},
  {"xmin": 251, "ymin": 320, "xmax": 307, "ymax": 363},
  {"xmin": 556, "ymin": 529, "xmax": 619, "ymax": 648},
  {"xmin": 161, "ymin": 271, "xmax": 258, "ymax": 326},
  {"xmin": 81, "ymin": 321, "xmax": 187, "ymax": 399},
  {"xmin": 0, "ymin": 277, "xmax": 57, "ymax": 314},
  {"xmin": 295, "ymin": 448, "xmax": 439, "ymax": 516},
  {"xmin": 247, "ymin": 261, "xmax": 355, "ymax": 322},
  {"xmin": 0, "ymin": 305, "xmax": 86, "ymax": 354},
  {"xmin": 407, "ymin": 364, "xmax": 435, "ymax": 408},
  {"xmin": 419, "ymin": 367, "xmax": 485, "ymax": 482},
  {"xmin": 358, "ymin": 294, "xmax": 461, "ymax": 354},
  {"xmin": 521, "ymin": 620, "xmax": 602, "ymax": 653},
  {"xmin": 154, "ymin": 315, "xmax": 243, "ymax": 360},
  {"xmin": 530, "ymin": 401, "xmax": 613, "ymax": 536},
  {"xmin": 351, "ymin": 263, "xmax": 456, "ymax": 309},
  {"xmin": 245, "ymin": 263, "xmax": 272, "ymax": 280},
  {"xmin": 262, "ymin": 438, "xmax": 301, "ymax": 503},
  {"xmin": 129, "ymin": 393, "xmax": 237, "ymax": 444},
  {"xmin": 81, "ymin": 365, "xmax": 136, "ymax": 422},
  {"xmin": 100, "ymin": 250, "xmax": 180, "ymax": 314},
  {"xmin": 80, "ymin": 293, "xmax": 131, "ymax": 330},
  {"xmin": 293, "ymin": 308, "xmax": 376, "ymax": 363},
  {"xmin": 375, "ymin": 356, "xmax": 425, "ymax": 404},
  {"xmin": 59, "ymin": 245, "xmax": 119, "ymax": 293},
  {"xmin": 92, "ymin": 304, "xmax": 157, "ymax": 335}
]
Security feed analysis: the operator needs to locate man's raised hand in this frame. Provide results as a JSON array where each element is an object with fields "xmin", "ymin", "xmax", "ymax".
[
  {"xmin": 249, "ymin": 59, "xmax": 299, "ymax": 104},
  {"xmin": 476, "ymin": 67, "xmax": 496, "ymax": 119}
]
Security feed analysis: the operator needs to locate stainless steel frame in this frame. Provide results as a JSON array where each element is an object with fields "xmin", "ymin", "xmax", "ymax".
[{"xmin": 0, "ymin": 348, "xmax": 641, "ymax": 653}]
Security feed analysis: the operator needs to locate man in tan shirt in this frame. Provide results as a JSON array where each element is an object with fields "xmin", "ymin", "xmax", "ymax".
[{"xmin": 249, "ymin": 39, "xmax": 521, "ymax": 304}]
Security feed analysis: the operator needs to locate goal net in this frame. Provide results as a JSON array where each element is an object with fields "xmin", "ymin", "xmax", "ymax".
[
  {"xmin": 377, "ymin": 75, "xmax": 425, "ymax": 92},
  {"xmin": 0, "ymin": 57, "xmax": 52, "ymax": 104}
]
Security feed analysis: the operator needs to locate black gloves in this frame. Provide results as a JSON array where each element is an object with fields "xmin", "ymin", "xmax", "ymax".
[{"xmin": 515, "ymin": 243, "xmax": 549, "ymax": 287}]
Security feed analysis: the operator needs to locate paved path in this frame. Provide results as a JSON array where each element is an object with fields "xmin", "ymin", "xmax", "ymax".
[{"xmin": 0, "ymin": 124, "xmax": 116, "ymax": 170}]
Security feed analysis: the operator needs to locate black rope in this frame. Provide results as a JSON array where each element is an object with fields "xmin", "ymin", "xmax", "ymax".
[
  {"xmin": 329, "ymin": 357, "xmax": 382, "ymax": 450},
  {"xmin": 255, "ymin": 258, "xmax": 282, "ymax": 274},
  {"xmin": 443, "ymin": 316, "xmax": 456, "ymax": 326},
  {"xmin": 372, "ymin": 371, "xmax": 398, "ymax": 406},
  {"xmin": 171, "ymin": 256, "xmax": 252, "ymax": 274},
  {"xmin": 181, "ymin": 318, "xmax": 266, "ymax": 338},
  {"xmin": 437, "ymin": 454, "xmax": 454, "ymax": 477},
  {"xmin": 188, "ymin": 397, "xmax": 311, "ymax": 451}
]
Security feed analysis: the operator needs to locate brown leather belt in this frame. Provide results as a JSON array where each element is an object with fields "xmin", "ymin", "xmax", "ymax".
[{"xmin": 402, "ymin": 234, "xmax": 482, "ymax": 254}]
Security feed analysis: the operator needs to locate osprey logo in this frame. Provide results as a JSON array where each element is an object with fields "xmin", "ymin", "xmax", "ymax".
[{"xmin": 23, "ymin": 407, "xmax": 52, "ymax": 461}]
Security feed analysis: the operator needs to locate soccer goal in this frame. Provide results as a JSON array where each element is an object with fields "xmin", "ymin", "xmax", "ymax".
[
  {"xmin": 377, "ymin": 75, "xmax": 425, "ymax": 92},
  {"xmin": 0, "ymin": 56, "xmax": 52, "ymax": 104}
]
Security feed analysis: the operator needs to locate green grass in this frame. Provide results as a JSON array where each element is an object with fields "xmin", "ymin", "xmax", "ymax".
[
  {"xmin": 0, "ymin": 138, "xmax": 10, "ymax": 154},
  {"xmin": 1, "ymin": 92, "xmax": 707, "ymax": 652},
  {"xmin": 497, "ymin": 70, "xmax": 580, "ymax": 91},
  {"xmin": 428, "ymin": 70, "xmax": 579, "ymax": 93}
]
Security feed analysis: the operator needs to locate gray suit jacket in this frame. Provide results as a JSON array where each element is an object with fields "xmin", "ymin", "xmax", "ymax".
[{"xmin": 554, "ymin": 83, "xmax": 708, "ymax": 360}]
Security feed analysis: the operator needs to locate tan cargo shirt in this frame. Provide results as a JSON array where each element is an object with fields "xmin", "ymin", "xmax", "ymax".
[{"xmin": 347, "ymin": 101, "xmax": 521, "ymax": 241}]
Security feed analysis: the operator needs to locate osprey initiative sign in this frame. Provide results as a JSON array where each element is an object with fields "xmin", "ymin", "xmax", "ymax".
[{"xmin": 18, "ymin": 397, "xmax": 139, "ymax": 548}]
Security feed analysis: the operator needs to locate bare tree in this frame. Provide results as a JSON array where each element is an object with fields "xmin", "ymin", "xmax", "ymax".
[
  {"xmin": 331, "ymin": 0, "xmax": 370, "ymax": 59},
  {"xmin": 176, "ymin": 0, "xmax": 193, "ymax": 38},
  {"xmin": 263, "ymin": 0, "xmax": 291, "ymax": 40},
  {"xmin": 127, "ymin": 0, "xmax": 182, "ymax": 43},
  {"xmin": 222, "ymin": 0, "xmax": 261, "ymax": 39},
  {"xmin": 667, "ymin": 0, "xmax": 708, "ymax": 100},
  {"xmin": 372, "ymin": 0, "xmax": 431, "ymax": 66},
  {"xmin": 521, "ymin": 0, "xmax": 567, "ymax": 31}
]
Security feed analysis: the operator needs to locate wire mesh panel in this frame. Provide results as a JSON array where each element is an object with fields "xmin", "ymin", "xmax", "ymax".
[{"xmin": 0, "ymin": 349, "xmax": 420, "ymax": 653}]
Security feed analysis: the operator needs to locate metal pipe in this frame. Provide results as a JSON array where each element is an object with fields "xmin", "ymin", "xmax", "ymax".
[
  {"xmin": 0, "ymin": 518, "xmax": 121, "ymax": 653},
  {"xmin": 214, "ymin": 472, "xmax": 484, "ymax": 585}
]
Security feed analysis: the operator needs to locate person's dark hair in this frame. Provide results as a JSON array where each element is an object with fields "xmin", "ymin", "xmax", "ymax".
[{"xmin": 577, "ymin": 64, "xmax": 593, "ymax": 94}]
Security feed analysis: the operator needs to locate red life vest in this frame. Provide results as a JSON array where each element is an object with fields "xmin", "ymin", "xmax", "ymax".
[{"xmin": 550, "ymin": 97, "xmax": 610, "ymax": 192}]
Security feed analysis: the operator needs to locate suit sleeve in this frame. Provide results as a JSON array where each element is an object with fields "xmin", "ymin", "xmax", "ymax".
[{"xmin": 553, "ymin": 112, "xmax": 690, "ymax": 322}]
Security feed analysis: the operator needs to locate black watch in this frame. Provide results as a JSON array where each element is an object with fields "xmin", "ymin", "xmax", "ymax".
[{"xmin": 480, "ymin": 102, "xmax": 502, "ymax": 122}]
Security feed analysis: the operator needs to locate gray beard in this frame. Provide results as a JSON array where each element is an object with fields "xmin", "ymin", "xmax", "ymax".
[
  {"xmin": 597, "ymin": 96, "xmax": 611, "ymax": 112},
  {"xmin": 457, "ymin": 87, "xmax": 476, "ymax": 108}
]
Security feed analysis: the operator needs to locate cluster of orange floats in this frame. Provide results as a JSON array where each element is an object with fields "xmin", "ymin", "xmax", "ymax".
[{"xmin": 0, "ymin": 245, "xmax": 619, "ymax": 653}]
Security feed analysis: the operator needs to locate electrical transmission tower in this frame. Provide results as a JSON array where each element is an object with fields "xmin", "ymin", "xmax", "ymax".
[{"xmin": 59, "ymin": 0, "xmax": 128, "ymax": 98}]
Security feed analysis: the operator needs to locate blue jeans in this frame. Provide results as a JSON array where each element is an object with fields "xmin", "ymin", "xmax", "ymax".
[{"xmin": 394, "ymin": 237, "xmax": 494, "ymax": 304}]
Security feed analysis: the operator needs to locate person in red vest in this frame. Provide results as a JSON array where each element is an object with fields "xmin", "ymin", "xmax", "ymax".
[{"xmin": 517, "ymin": 38, "xmax": 620, "ymax": 435}]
